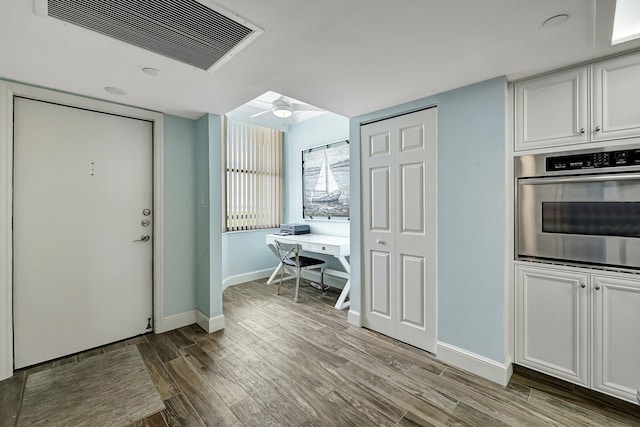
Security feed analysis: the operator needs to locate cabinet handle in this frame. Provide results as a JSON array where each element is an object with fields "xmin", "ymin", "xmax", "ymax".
[
  {"xmin": 580, "ymin": 283, "xmax": 586, "ymax": 288},
  {"xmin": 580, "ymin": 128, "xmax": 585, "ymax": 134},
  {"xmin": 595, "ymin": 126, "xmax": 601, "ymax": 132},
  {"xmin": 595, "ymin": 285, "xmax": 601, "ymax": 291},
  {"xmin": 376, "ymin": 239, "xmax": 385, "ymax": 245}
]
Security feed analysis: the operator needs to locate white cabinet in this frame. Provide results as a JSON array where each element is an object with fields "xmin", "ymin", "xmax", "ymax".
[
  {"xmin": 515, "ymin": 51, "xmax": 640, "ymax": 151},
  {"xmin": 515, "ymin": 67, "xmax": 588, "ymax": 151},
  {"xmin": 592, "ymin": 53, "xmax": 640, "ymax": 142},
  {"xmin": 592, "ymin": 275, "xmax": 640, "ymax": 404},
  {"xmin": 515, "ymin": 262, "xmax": 640, "ymax": 405},
  {"xmin": 515, "ymin": 264, "xmax": 589, "ymax": 386}
]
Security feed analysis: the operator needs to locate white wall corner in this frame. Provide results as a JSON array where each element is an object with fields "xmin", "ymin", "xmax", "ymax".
[
  {"xmin": 347, "ymin": 310, "xmax": 361, "ymax": 327},
  {"xmin": 0, "ymin": 83, "xmax": 13, "ymax": 381},
  {"xmin": 196, "ymin": 311, "xmax": 225, "ymax": 333},
  {"xmin": 156, "ymin": 310, "xmax": 196, "ymax": 334},
  {"xmin": 223, "ymin": 268, "xmax": 273, "ymax": 290},
  {"xmin": 505, "ymin": 82, "xmax": 516, "ymax": 377},
  {"xmin": 437, "ymin": 341, "xmax": 513, "ymax": 387}
]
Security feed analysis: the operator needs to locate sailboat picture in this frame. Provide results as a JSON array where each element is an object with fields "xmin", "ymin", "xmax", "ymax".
[
  {"xmin": 303, "ymin": 140, "xmax": 350, "ymax": 219},
  {"xmin": 312, "ymin": 151, "xmax": 341, "ymax": 203}
]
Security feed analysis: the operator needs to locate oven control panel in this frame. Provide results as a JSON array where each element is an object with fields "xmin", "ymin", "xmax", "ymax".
[{"xmin": 546, "ymin": 149, "xmax": 640, "ymax": 171}]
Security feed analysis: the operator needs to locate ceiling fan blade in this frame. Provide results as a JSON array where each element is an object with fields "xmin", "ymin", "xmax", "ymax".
[
  {"xmin": 291, "ymin": 102, "xmax": 325, "ymax": 113},
  {"xmin": 246, "ymin": 99, "xmax": 272, "ymax": 110},
  {"xmin": 250, "ymin": 110, "xmax": 270, "ymax": 118},
  {"xmin": 251, "ymin": 98, "xmax": 274, "ymax": 105}
]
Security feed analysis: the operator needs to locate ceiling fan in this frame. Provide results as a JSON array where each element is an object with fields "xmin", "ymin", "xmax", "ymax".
[{"xmin": 249, "ymin": 97, "xmax": 325, "ymax": 119}]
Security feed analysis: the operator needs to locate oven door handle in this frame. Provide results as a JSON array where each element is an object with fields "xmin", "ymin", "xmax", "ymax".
[{"xmin": 520, "ymin": 174, "xmax": 640, "ymax": 185}]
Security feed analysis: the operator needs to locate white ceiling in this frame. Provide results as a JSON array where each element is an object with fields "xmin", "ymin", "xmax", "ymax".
[{"xmin": 1, "ymin": 0, "xmax": 639, "ymax": 120}]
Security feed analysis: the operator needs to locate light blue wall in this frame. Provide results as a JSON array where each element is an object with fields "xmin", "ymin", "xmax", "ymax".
[
  {"xmin": 283, "ymin": 113, "xmax": 351, "ymax": 277},
  {"xmin": 222, "ymin": 230, "xmax": 277, "ymax": 279},
  {"xmin": 350, "ymin": 77, "xmax": 507, "ymax": 363},
  {"xmin": 284, "ymin": 112, "xmax": 350, "ymax": 237},
  {"xmin": 195, "ymin": 115, "xmax": 211, "ymax": 316},
  {"xmin": 437, "ymin": 78, "xmax": 507, "ymax": 362},
  {"xmin": 163, "ymin": 115, "xmax": 197, "ymax": 316}
]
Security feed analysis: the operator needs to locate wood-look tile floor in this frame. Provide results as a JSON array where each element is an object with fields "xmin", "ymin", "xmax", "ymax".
[{"xmin": 2, "ymin": 279, "xmax": 640, "ymax": 426}]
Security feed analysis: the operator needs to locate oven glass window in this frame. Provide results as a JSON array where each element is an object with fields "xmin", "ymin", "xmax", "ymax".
[{"xmin": 542, "ymin": 202, "xmax": 640, "ymax": 237}]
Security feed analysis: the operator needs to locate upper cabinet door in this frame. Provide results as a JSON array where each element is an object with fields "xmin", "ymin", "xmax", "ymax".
[
  {"xmin": 592, "ymin": 52, "xmax": 640, "ymax": 142},
  {"xmin": 515, "ymin": 66, "xmax": 589, "ymax": 151}
]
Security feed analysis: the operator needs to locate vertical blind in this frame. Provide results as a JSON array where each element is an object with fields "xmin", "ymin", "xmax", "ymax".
[{"xmin": 225, "ymin": 118, "xmax": 283, "ymax": 231}]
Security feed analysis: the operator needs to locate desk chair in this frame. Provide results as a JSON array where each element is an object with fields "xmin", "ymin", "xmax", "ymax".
[{"xmin": 274, "ymin": 240, "xmax": 326, "ymax": 303}]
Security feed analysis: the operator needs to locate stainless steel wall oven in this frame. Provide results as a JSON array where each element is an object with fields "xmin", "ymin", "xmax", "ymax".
[{"xmin": 516, "ymin": 144, "xmax": 640, "ymax": 270}]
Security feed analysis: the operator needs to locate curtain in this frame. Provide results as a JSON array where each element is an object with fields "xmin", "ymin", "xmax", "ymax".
[{"xmin": 224, "ymin": 118, "xmax": 283, "ymax": 231}]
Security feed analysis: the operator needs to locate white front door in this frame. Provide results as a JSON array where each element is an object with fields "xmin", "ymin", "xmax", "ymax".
[
  {"xmin": 361, "ymin": 108, "xmax": 437, "ymax": 353},
  {"xmin": 13, "ymin": 97, "xmax": 153, "ymax": 368}
]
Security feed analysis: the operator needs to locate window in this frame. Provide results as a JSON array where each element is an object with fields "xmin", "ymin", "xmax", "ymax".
[{"xmin": 224, "ymin": 118, "xmax": 283, "ymax": 231}]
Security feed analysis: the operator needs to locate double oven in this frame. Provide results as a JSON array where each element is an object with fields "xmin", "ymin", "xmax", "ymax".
[{"xmin": 516, "ymin": 144, "xmax": 640, "ymax": 271}]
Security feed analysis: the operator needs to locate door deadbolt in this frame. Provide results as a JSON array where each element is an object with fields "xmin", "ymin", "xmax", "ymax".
[
  {"xmin": 134, "ymin": 235, "xmax": 150, "ymax": 242},
  {"xmin": 142, "ymin": 209, "xmax": 151, "ymax": 216},
  {"xmin": 141, "ymin": 219, "xmax": 150, "ymax": 227}
]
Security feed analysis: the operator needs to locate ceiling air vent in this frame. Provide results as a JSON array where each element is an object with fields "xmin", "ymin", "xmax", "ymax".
[{"xmin": 36, "ymin": 0, "xmax": 263, "ymax": 72}]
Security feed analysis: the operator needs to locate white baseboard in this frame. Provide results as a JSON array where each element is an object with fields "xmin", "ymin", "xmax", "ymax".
[
  {"xmin": 156, "ymin": 310, "xmax": 196, "ymax": 333},
  {"xmin": 196, "ymin": 311, "xmax": 225, "ymax": 333},
  {"xmin": 347, "ymin": 310, "xmax": 361, "ymax": 327},
  {"xmin": 437, "ymin": 342, "xmax": 513, "ymax": 386},
  {"xmin": 223, "ymin": 268, "xmax": 273, "ymax": 289}
]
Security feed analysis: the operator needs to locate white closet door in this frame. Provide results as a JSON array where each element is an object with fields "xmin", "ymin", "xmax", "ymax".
[
  {"xmin": 13, "ymin": 97, "xmax": 153, "ymax": 368},
  {"xmin": 394, "ymin": 109, "xmax": 437, "ymax": 352},
  {"xmin": 361, "ymin": 108, "xmax": 437, "ymax": 353},
  {"xmin": 361, "ymin": 124, "xmax": 395, "ymax": 337}
]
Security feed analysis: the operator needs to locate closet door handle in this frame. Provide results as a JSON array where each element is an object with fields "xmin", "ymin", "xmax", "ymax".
[{"xmin": 376, "ymin": 239, "xmax": 386, "ymax": 245}]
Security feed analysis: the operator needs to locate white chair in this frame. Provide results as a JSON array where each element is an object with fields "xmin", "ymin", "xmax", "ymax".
[{"xmin": 274, "ymin": 240, "xmax": 326, "ymax": 302}]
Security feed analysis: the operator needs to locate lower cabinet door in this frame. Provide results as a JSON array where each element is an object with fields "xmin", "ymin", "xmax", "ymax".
[
  {"xmin": 515, "ymin": 265, "xmax": 589, "ymax": 386},
  {"xmin": 592, "ymin": 275, "xmax": 640, "ymax": 405}
]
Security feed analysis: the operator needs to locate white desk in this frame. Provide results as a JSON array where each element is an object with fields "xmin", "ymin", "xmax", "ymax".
[{"xmin": 265, "ymin": 233, "xmax": 351, "ymax": 309}]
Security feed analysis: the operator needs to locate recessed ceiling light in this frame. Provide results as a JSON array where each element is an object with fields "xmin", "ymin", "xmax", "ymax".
[
  {"xmin": 543, "ymin": 14, "xmax": 569, "ymax": 28},
  {"xmin": 104, "ymin": 86, "xmax": 126, "ymax": 96},
  {"xmin": 142, "ymin": 67, "xmax": 160, "ymax": 76}
]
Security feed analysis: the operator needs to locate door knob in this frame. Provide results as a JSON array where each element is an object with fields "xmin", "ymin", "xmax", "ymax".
[
  {"xmin": 134, "ymin": 235, "xmax": 150, "ymax": 242},
  {"xmin": 595, "ymin": 126, "xmax": 601, "ymax": 132}
]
